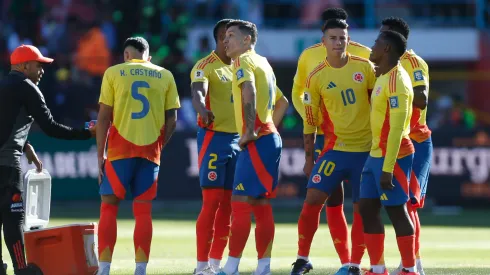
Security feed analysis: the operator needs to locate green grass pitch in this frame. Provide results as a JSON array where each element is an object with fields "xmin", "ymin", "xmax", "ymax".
[{"xmin": 2, "ymin": 202, "xmax": 490, "ymax": 274}]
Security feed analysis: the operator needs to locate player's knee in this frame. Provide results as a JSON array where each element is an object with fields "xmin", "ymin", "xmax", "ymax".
[
  {"xmin": 359, "ymin": 199, "xmax": 378, "ymax": 220},
  {"xmin": 101, "ymin": 194, "xmax": 120, "ymax": 205},
  {"xmin": 133, "ymin": 200, "xmax": 152, "ymax": 217},
  {"xmin": 305, "ymin": 188, "xmax": 328, "ymax": 205}
]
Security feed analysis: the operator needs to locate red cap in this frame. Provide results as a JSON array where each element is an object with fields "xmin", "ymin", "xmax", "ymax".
[{"xmin": 10, "ymin": 45, "xmax": 54, "ymax": 65}]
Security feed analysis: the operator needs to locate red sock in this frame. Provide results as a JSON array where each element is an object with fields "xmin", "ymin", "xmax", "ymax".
[
  {"xmin": 209, "ymin": 190, "xmax": 232, "ymax": 260},
  {"xmin": 98, "ymin": 203, "xmax": 118, "ymax": 262},
  {"xmin": 196, "ymin": 189, "xmax": 223, "ymax": 261},
  {"xmin": 351, "ymin": 211, "xmax": 365, "ymax": 265},
  {"xmin": 326, "ymin": 205, "xmax": 350, "ymax": 264},
  {"xmin": 253, "ymin": 204, "xmax": 275, "ymax": 259},
  {"xmin": 413, "ymin": 210, "xmax": 421, "ymax": 259},
  {"xmin": 297, "ymin": 203, "xmax": 323, "ymax": 257},
  {"xmin": 397, "ymin": 235, "xmax": 416, "ymax": 268},
  {"xmin": 364, "ymin": 233, "xmax": 385, "ymax": 266},
  {"xmin": 133, "ymin": 202, "xmax": 153, "ymax": 262},
  {"xmin": 228, "ymin": 202, "xmax": 252, "ymax": 258}
]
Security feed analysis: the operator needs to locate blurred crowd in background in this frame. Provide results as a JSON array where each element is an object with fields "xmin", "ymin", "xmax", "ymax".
[{"xmin": 0, "ymin": 0, "xmax": 482, "ymax": 133}]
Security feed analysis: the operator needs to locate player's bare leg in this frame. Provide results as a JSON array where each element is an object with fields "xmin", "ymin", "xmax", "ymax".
[
  {"xmin": 219, "ymin": 195, "xmax": 274, "ymax": 275},
  {"xmin": 97, "ymin": 195, "xmax": 120, "ymax": 275},
  {"xmin": 291, "ymin": 188, "xmax": 328, "ymax": 275}
]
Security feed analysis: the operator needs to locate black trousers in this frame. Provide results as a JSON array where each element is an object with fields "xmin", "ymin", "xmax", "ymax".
[{"xmin": 0, "ymin": 165, "xmax": 27, "ymax": 273}]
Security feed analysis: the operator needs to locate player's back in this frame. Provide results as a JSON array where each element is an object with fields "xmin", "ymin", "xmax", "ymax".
[
  {"xmin": 100, "ymin": 60, "xmax": 180, "ymax": 164},
  {"xmin": 305, "ymin": 54, "xmax": 375, "ymax": 152},
  {"xmin": 232, "ymin": 50, "xmax": 277, "ymax": 136},
  {"xmin": 400, "ymin": 50, "xmax": 431, "ymax": 142},
  {"xmin": 370, "ymin": 64, "xmax": 414, "ymax": 158},
  {"xmin": 190, "ymin": 52, "xmax": 236, "ymax": 133}
]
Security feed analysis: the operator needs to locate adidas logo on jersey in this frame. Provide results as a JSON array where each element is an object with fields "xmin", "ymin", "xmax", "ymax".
[
  {"xmin": 327, "ymin": 82, "xmax": 337, "ymax": 89},
  {"xmin": 235, "ymin": 183, "xmax": 245, "ymax": 191}
]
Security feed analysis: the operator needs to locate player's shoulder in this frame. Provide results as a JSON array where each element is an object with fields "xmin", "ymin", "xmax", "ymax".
[
  {"xmin": 350, "ymin": 55, "xmax": 375, "ymax": 70},
  {"xmin": 234, "ymin": 51, "xmax": 256, "ymax": 69},
  {"xmin": 401, "ymin": 50, "xmax": 428, "ymax": 71},
  {"xmin": 391, "ymin": 65, "xmax": 413, "ymax": 91},
  {"xmin": 299, "ymin": 43, "xmax": 325, "ymax": 59},
  {"xmin": 306, "ymin": 61, "xmax": 328, "ymax": 88},
  {"xmin": 348, "ymin": 40, "xmax": 371, "ymax": 51},
  {"xmin": 194, "ymin": 52, "xmax": 219, "ymax": 71},
  {"xmin": 348, "ymin": 41, "xmax": 371, "ymax": 56}
]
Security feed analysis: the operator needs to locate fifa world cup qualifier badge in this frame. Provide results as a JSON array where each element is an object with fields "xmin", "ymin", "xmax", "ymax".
[
  {"xmin": 414, "ymin": 70, "xmax": 424, "ymax": 81},
  {"xmin": 236, "ymin": 69, "xmax": 244, "ymax": 80}
]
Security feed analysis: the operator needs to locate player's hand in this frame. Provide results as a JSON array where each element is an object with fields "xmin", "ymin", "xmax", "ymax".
[
  {"xmin": 238, "ymin": 127, "xmax": 261, "ymax": 150},
  {"xmin": 88, "ymin": 125, "xmax": 96, "ymax": 137},
  {"xmin": 303, "ymin": 160, "xmax": 314, "ymax": 179},
  {"xmin": 25, "ymin": 144, "xmax": 43, "ymax": 172},
  {"xmin": 380, "ymin": 171, "xmax": 395, "ymax": 190},
  {"xmin": 98, "ymin": 156, "xmax": 106, "ymax": 184},
  {"xmin": 199, "ymin": 109, "xmax": 215, "ymax": 127}
]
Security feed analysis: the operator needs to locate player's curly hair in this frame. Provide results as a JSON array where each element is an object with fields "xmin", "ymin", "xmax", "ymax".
[
  {"xmin": 322, "ymin": 8, "xmax": 348, "ymax": 21},
  {"xmin": 226, "ymin": 20, "xmax": 258, "ymax": 45},
  {"xmin": 123, "ymin": 37, "xmax": 149, "ymax": 53},
  {"xmin": 381, "ymin": 17, "xmax": 410, "ymax": 40},
  {"xmin": 381, "ymin": 30, "xmax": 407, "ymax": 58},
  {"xmin": 322, "ymin": 19, "xmax": 349, "ymax": 33},
  {"xmin": 214, "ymin": 19, "xmax": 234, "ymax": 43}
]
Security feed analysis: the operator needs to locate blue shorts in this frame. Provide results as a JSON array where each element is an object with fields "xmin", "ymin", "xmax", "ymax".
[
  {"xmin": 410, "ymin": 137, "xmax": 433, "ymax": 208},
  {"xmin": 314, "ymin": 134, "xmax": 324, "ymax": 161},
  {"xmin": 307, "ymin": 150, "xmax": 369, "ymax": 202},
  {"xmin": 360, "ymin": 154, "xmax": 414, "ymax": 206},
  {"xmin": 233, "ymin": 133, "xmax": 282, "ymax": 198},
  {"xmin": 100, "ymin": 157, "xmax": 159, "ymax": 200},
  {"xmin": 197, "ymin": 128, "xmax": 240, "ymax": 190}
]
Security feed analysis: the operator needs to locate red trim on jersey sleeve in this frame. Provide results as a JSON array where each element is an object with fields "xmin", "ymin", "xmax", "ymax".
[
  {"xmin": 306, "ymin": 63, "xmax": 327, "ymax": 88},
  {"xmin": 379, "ymin": 102, "xmax": 391, "ymax": 156},
  {"xmin": 389, "ymin": 70, "xmax": 397, "ymax": 94}
]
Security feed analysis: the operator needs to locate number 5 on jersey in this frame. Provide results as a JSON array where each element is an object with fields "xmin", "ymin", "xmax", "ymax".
[{"xmin": 131, "ymin": 81, "xmax": 151, "ymax": 119}]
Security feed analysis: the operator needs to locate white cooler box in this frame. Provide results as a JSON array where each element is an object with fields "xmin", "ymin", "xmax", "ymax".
[{"xmin": 22, "ymin": 169, "xmax": 52, "ymax": 232}]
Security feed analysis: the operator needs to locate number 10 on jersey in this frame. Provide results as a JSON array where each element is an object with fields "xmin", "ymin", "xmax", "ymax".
[{"xmin": 341, "ymin": 88, "xmax": 356, "ymax": 106}]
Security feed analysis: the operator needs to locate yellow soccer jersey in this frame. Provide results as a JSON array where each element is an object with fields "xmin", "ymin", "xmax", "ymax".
[
  {"xmin": 400, "ymin": 50, "xmax": 432, "ymax": 142},
  {"xmin": 99, "ymin": 59, "xmax": 181, "ymax": 165},
  {"xmin": 303, "ymin": 54, "xmax": 375, "ymax": 153},
  {"xmin": 190, "ymin": 51, "xmax": 235, "ymax": 133},
  {"xmin": 231, "ymin": 50, "xmax": 278, "ymax": 136},
  {"xmin": 292, "ymin": 41, "xmax": 371, "ymax": 134},
  {"xmin": 370, "ymin": 64, "xmax": 415, "ymax": 172}
]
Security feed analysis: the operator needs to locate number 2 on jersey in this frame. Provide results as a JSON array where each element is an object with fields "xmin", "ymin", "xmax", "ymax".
[
  {"xmin": 131, "ymin": 81, "xmax": 150, "ymax": 119},
  {"xmin": 341, "ymin": 88, "xmax": 356, "ymax": 106}
]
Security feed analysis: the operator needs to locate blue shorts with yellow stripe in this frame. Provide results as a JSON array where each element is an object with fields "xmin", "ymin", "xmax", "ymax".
[
  {"xmin": 233, "ymin": 133, "xmax": 282, "ymax": 198},
  {"xmin": 307, "ymin": 150, "xmax": 369, "ymax": 202},
  {"xmin": 410, "ymin": 137, "xmax": 432, "ymax": 208},
  {"xmin": 197, "ymin": 128, "xmax": 240, "ymax": 190},
  {"xmin": 360, "ymin": 154, "xmax": 414, "ymax": 206}
]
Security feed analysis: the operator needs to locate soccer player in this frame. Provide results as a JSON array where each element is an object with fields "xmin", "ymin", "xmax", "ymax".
[
  {"xmin": 291, "ymin": 19, "xmax": 375, "ymax": 275},
  {"xmin": 380, "ymin": 17, "xmax": 431, "ymax": 275},
  {"xmin": 191, "ymin": 19, "xmax": 289, "ymax": 275},
  {"xmin": 291, "ymin": 8, "xmax": 371, "ymax": 272},
  {"xmin": 215, "ymin": 20, "xmax": 283, "ymax": 275},
  {"xmin": 96, "ymin": 37, "xmax": 180, "ymax": 275},
  {"xmin": 360, "ymin": 30, "xmax": 418, "ymax": 275}
]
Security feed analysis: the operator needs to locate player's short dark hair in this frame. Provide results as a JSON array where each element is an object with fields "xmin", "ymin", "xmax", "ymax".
[
  {"xmin": 381, "ymin": 17, "xmax": 410, "ymax": 40},
  {"xmin": 213, "ymin": 19, "xmax": 234, "ymax": 43},
  {"xmin": 321, "ymin": 8, "xmax": 348, "ymax": 21},
  {"xmin": 123, "ymin": 37, "xmax": 149, "ymax": 53},
  {"xmin": 226, "ymin": 20, "xmax": 258, "ymax": 45},
  {"xmin": 380, "ymin": 30, "xmax": 407, "ymax": 58},
  {"xmin": 322, "ymin": 19, "xmax": 349, "ymax": 33}
]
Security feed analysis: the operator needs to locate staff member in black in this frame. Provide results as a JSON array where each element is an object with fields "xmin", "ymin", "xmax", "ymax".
[{"xmin": 0, "ymin": 45, "xmax": 95, "ymax": 275}]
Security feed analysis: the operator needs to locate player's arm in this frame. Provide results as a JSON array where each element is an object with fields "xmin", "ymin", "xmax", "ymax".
[
  {"xmin": 302, "ymin": 75, "xmax": 321, "ymax": 176},
  {"xmin": 241, "ymin": 81, "xmax": 257, "ymax": 135},
  {"xmin": 291, "ymin": 52, "xmax": 307, "ymax": 116},
  {"xmin": 163, "ymin": 72, "xmax": 181, "ymax": 147},
  {"xmin": 409, "ymin": 63, "xmax": 429, "ymax": 110},
  {"xmin": 97, "ymin": 70, "xmax": 115, "ymax": 160},
  {"xmin": 190, "ymin": 65, "xmax": 213, "ymax": 125},
  {"xmin": 382, "ymin": 80, "xmax": 412, "ymax": 173},
  {"xmin": 273, "ymin": 85, "xmax": 289, "ymax": 127}
]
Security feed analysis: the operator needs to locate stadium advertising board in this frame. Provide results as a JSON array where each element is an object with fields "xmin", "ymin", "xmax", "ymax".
[
  {"xmin": 187, "ymin": 28, "xmax": 479, "ymax": 62},
  {"xmin": 22, "ymin": 129, "xmax": 490, "ymax": 206}
]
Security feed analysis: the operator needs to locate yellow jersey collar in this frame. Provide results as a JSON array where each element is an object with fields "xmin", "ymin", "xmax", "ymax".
[{"xmin": 127, "ymin": 59, "xmax": 148, "ymax": 63}]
